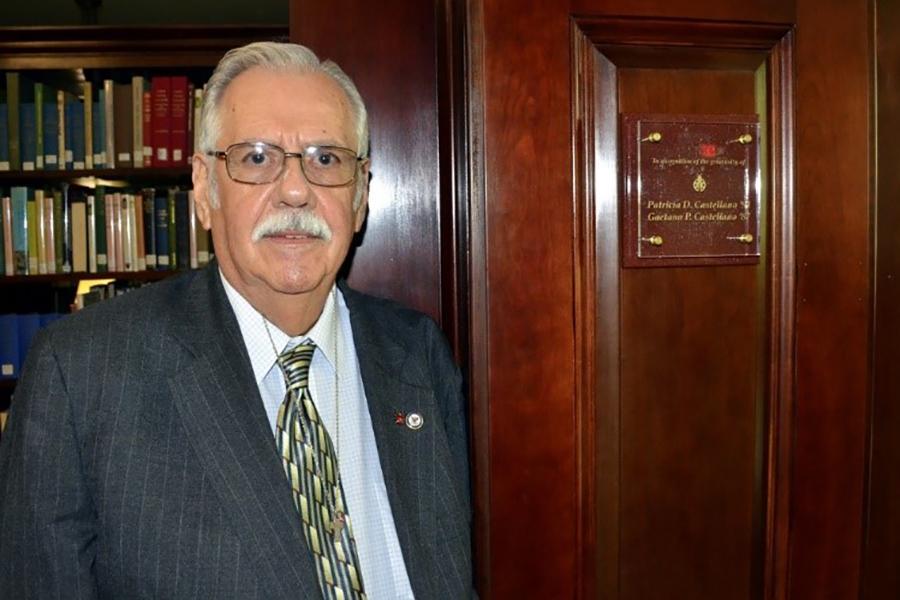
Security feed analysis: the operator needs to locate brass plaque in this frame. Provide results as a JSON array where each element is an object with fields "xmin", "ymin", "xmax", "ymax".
[{"xmin": 621, "ymin": 113, "xmax": 760, "ymax": 267}]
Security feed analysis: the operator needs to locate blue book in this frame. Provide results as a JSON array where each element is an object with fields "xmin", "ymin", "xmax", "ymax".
[
  {"xmin": 0, "ymin": 103, "xmax": 9, "ymax": 171},
  {"xmin": 10, "ymin": 186, "xmax": 29, "ymax": 274},
  {"xmin": 154, "ymin": 192, "xmax": 170, "ymax": 270},
  {"xmin": 0, "ymin": 314, "xmax": 19, "ymax": 379},
  {"xmin": 39, "ymin": 313, "xmax": 63, "ymax": 327},
  {"xmin": 92, "ymin": 97, "xmax": 104, "ymax": 168},
  {"xmin": 17, "ymin": 313, "xmax": 40, "ymax": 367},
  {"xmin": 70, "ymin": 100, "xmax": 85, "ymax": 169},
  {"xmin": 19, "ymin": 102, "xmax": 37, "ymax": 171},
  {"xmin": 42, "ymin": 98, "xmax": 59, "ymax": 170}
]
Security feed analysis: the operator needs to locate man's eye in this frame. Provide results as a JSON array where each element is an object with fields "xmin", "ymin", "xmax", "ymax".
[
  {"xmin": 241, "ymin": 150, "xmax": 271, "ymax": 166},
  {"xmin": 315, "ymin": 152, "xmax": 340, "ymax": 167}
]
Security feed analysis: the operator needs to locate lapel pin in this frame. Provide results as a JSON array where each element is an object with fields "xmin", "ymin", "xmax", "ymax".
[
  {"xmin": 394, "ymin": 412, "xmax": 406, "ymax": 426},
  {"xmin": 406, "ymin": 412, "xmax": 424, "ymax": 431}
]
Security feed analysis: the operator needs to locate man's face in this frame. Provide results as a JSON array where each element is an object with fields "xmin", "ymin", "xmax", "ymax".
[{"xmin": 193, "ymin": 67, "xmax": 368, "ymax": 306}]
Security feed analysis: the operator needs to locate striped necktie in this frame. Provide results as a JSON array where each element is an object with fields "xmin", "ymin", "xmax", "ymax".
[{"xmin": 275, "ymin": 342, "xmax": 367, "ymax": 599}]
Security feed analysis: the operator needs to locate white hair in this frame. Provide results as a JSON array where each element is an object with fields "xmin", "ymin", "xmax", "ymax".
[{"xmin": 200, "ymin": 41, "xmax": 369, "ymax": 209}]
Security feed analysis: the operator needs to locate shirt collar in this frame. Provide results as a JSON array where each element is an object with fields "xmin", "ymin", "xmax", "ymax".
[{"xmin": 219, "ymin": 270, "xmax": 339, "ymax": 384}]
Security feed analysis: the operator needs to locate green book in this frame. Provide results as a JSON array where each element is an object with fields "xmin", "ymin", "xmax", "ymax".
[
  {"xmin": 0, "ymin": 196, "xmax": 4, "ymax": 276},
  {"xmin": 26, "ymin": 191, "xmax": 37, "ymax": 273},
  {"xmin": 6, "ymin": 72, "xmax": 20, "ymax": 171},
  {"xmin": 95, "ymin": 185, "xmax": 107, "ymax": 272}
]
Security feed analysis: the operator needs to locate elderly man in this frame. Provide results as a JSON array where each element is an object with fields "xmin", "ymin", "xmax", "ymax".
[{"xmin": 0, "ymin": 42, "xmax": 473, "ymax": 599}]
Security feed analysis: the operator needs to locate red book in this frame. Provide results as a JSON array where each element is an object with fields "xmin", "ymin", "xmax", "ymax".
[
  {"xmin": 170, "ymin": 76, "xmax": 189, "ymax": 166},
  {"xmin": 142, "ymin": 88, "xmax": 153, "ymax": 168},
  {"xmin": 151, "ymin": 76, "xmax": 171, "ymax": 167}
]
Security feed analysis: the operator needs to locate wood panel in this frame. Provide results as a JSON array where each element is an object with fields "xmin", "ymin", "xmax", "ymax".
[
  {"xmin": 290, "ymin": 0, "xmax": 445, "ymax": 322},
  {"xmin": 863, "ymin": 0, "xmax": 900, "ymax": 596},
  {"xmin": 790, "ymin": 0, "xmax": 872, "ymax": 597}
]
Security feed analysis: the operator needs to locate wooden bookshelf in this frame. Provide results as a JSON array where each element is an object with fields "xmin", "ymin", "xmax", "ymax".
[{"xmin": 0, "ymin": 24, "xmax": 287, "ymax": 402}]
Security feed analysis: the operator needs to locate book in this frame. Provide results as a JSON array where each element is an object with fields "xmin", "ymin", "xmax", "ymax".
[
  {"xmin": 104, "ymin": 193, "xmax": 115, "ymax": 272},
  {"xmin": 154, "ymin": 191, "xmax": 170, "ymax": 269},
  {"xmin": 167, "ymin": 188, "xmax": 177, "ymax": 269},
  {"xmin": 192, "ymin": 86, "xmax": 203, "ymax": 165},
  {"xmin": 170, "ymin": 76, "xmax": 189, "ymax": 166},
  {"xmin": 34, "ymin": 189, "xmax": 46, "ymax": 274},
  {"xmin": 0, "ymin": 314, "xmax": 19, "ymax": 379},
  {"xmin": 19, "ymin": 102, "xmax": 37, "ymax": 171},
  {"xmin": 42, "ymin": 96, "xmax": 59, "ymax": 170},
  {"xmin": 142, "ymin": 86, "xmax": 153, "ymax": 167},
  {"xmin": 151, "ymin": 76, "xmax": 171, "ymax": 167},
  {"xmin": 10, "ymin": 186, "xmax": 28, "ymax": 274},
  {"xmin": 26, "ymin": 190, "xmax": 38, "ymax": 273},
  {"xmin": 70, "ymin": 193, "xmax": 87, "ymax": 272},
  {"xmin": 134, "ymin": 193, "xmax": 146, "ymax": 271},
  {"xmin": 64, "ymin": 96, "xmax": 75, "ymax": 169},
  {"xmin": 2, "ymin": 197, "xmax": 12, "ymax": 274},
  {"xmin": 87, "ymin": 194, "xmax": 97, "ymax": 273},
  {"xmin": 68, "ymin": 98, "xmax": 86, "ymax": 170},
  {"xmin": 33, "ymin": 82, "xmax": 44, "ymax": 169},
  {"xmin": 0, "ymin": 197, "xmax": 4, "ymax": 276},
  {"xmin": 113, "ymin": 83, "xmax": 133, "ymax": 168},
  {"xmin": 82, "ymin": 81, "xmax": 93, "ymax": 169},
  {"xmin": 17, "ymin": 313, "xmax": 41, "ymax": 367},
  {"xmin": 174, "ymin": 189, "xmax": 191, "ymax": 270},
  {"xmin": 92, "ymin": 96, "xmax": 103, "ymax": 168},
  {"xmin": 43, "ymin": 190, "xmax": 56, "ymax": 274},
  {"xmin": 188, "ymin": 190, "xmax": 197, "ymax": 268},
  {"xmin": 6, "ymin": 72, "xmax": 20, "ymax": 171},
  {"xmin": 131, "ymin": 76, "xmax": 144, "ymax": 167},
  {"xmin": 122, "ymin": 194, "xmax": 133, "ymax": 271},
  {"xmin": 0, "ymin": 103, "xmax": 9, "ymax": 171},
  {"xmin": 95, "ymin": 185, "xmax": 107, "ymax": 272},
  {"xmin": 56, "ymin": 90, "xmax": 66, "ymax": 170},
  {"xmin": 141, "ymin": 187, "xmax": 157, "ymax": 268},
  {"xmin": 58, "ymin": 184, "xmax": 72, "ymax": 273},
  {"xmin": 103, "ymin": 80, "xmax": 115, "ymax": 171}
]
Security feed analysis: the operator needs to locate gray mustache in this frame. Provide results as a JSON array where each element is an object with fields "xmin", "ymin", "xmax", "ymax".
[{"xmin": 251, "ymin": 210, "xmax": 333, "ymax": 242}]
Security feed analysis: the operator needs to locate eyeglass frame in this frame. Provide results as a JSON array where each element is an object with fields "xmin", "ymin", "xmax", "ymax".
[{"xmin": 206, "ymin": 141, "xmax": 367, "ymax": 188}]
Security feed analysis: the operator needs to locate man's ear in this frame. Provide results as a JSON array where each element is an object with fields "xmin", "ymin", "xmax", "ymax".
[
  {"xmin": 192, "ymin": 153, "xmax": 213, "ymax": 231},
  {"xmin": 353, "ymin": 162, "xmax": 370, "ymax": 233}
]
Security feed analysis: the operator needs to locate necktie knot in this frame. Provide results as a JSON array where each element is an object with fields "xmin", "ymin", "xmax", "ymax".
[{"xmin": 277, "ymin": 342, "xmax": 317, "ymax": 388}]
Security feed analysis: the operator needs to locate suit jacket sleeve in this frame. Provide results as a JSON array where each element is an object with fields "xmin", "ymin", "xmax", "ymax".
[{"xmin": 0, "ymin": 328, "xmax": 100, "ymax": 599}]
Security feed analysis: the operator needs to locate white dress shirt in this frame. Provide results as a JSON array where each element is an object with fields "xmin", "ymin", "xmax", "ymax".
[{"xmin": 220, "ymin": 273, "xmax": 414, "ymax": 599}]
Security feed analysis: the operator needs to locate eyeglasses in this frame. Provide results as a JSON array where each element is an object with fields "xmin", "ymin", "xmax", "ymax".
[{"xmin": 207, "ymin": 142, "xmax": 364, "ymax": 187}]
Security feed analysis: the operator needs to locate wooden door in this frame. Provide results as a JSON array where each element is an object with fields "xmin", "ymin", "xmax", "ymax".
[{"xmin": 291, "ymin": 0, "xmax": 881, "ymax": 598}]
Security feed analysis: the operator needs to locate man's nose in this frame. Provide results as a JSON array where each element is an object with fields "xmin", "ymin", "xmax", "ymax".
[{"xmin": 276, "ymin": 156, "xmax": 316, "ymax": 207}]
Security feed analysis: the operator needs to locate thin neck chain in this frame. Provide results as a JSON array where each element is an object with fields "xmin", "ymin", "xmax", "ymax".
[{"xmin": 262, "ymin": 286, "xmax": 341, "ymax": 463}]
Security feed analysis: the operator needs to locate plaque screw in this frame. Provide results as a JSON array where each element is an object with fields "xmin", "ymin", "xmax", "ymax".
[
  {"xmin": 641, "ymin": 235, "xmax": 664, "ymax": 246},
  {"xmin": 641, "ymin": 132, "xmax": 662, "ymax": 143},
  {"xmin": 728, "ymin": 134, "xmax": 754, "ymax": 145},
  {"xmin": 727, "ymin": 233, "xmax": 754, "ymax": 243}
]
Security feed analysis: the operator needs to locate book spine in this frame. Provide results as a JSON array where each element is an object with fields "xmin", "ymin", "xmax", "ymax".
[
  {"xmin": 70, "ymin": 99, "xmax": 85, "ymax": 170},
  {"xmin": 188, "ymin": 190, "xmax": 198, "ymax": 269},
  {"xmin": 64, "ymin": 98, "xmax": 74, "ymax": 169},
  {"xmin": 122, "ymin": 194, "xmax": 133, "ymax": 271},
  {"xmin": 7, "ymin": 73, "xmax": 20, "ymax": 171},
  {"xmin": 104, "ymin": 194, "xmax": 115, "ymax": 272},
  {"xmin": 93, "ymin": 92, "xmax": 104, "ymax": 167},
  {"xmin": 95, "ymin": 185, "xmax": 107, "ymax": 273},
  {"xmin": 113, "ymin": 83, "xmax": 133, "ymax": 168},
  {"xmin": 170, "ymin": 76, "xmax": 188, "ymax": 166},
  {"xmin": 135, "ymin": 193, "xmax": 146, "ymax": 271},
  {"xmin": 10, "ymin": 187, "xmax": 29, "ymax": 274},
  {"xmin": 167, "ymin": 188, "xmax": 177, "ymax": 269},
  {"xmin": 142, "ymin": 86, "xmax": 153, "ymax": 168},
  {"xmin": 151, "ymin": 77, "xmax": 171, "ymax": 167},
  {"xmin": 154, "ymin": 192, "xmax": 170, "ymax": 269},
  {"xmin": 103, "ymin": 80, "xmax": 115, "ymax": 171},
  {"xmin": 87, "ymin": 194, "xmax": 97, "ymax": 273},
  {"xmin": 52, "ymin": 190, "xmax": 63, "ymax": 273},
  {"xmin": 142, "ymin": 187, "xmax": 156, "ymax": 268},
  {"xmin": 0, "ymin": 314, "xmax": 19, "ymax": 379},
  {"xmin": 43, "ymin": 191, "xmax": 55, "ymax": 274},
  {"xmin": 34, "ymin": 83, "xmax": 44, "ymax": 169},
  {"xmin": 2, "ymin": 197, "xmax": 14, "ymax": 274},
  {"xmin": 56, "ymin": 90, "xmax": 66, "ymax": 171},
  {"xmin": 34, "ymin": 189, "xmax": 46, "ymax": 274},
  {"xmin": 82, "ymin": 81, "xmax": 93, "ymax": 169},
  {"xmin": 0, "ymin": 103, "xmax": 9, "ymax": 171},
  {"xmin": 42, "ymin": 99, "xmax": 58, "ymax": 170},
  {"xmin": 131, "ymin": 76, "xmax": 144, "ymax": 167},
  {"xmin": 59, "ymin": 184, "xmax": 72, "ymax": 273},
  {"xmin": 26, "ymin": 191, "xmax": 37, "ymax": 273},
  {"xmin": 70, "ymin": 195, "xmax": 87, "ymax": 273},
  {"xmin": 19, "ymin": 103, "xmax": 36, "ymax": 171}
]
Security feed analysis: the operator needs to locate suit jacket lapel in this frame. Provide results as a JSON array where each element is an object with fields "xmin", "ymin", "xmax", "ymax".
[
  {"xmin": 342, "ymin": 284, "xmax": 438, "ymax": 599},
  {"xmin": 165, "ymin": 264, "xmax": 321, "ymax": 599}
]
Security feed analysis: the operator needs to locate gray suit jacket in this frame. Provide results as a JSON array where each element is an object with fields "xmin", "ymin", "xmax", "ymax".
[{"xmin": 0, "ymin": 263, "xmax": 473, "ymax": 599}]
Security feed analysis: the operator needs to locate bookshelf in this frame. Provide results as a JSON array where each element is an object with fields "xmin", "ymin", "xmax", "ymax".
[{"xmin": 0, "ymin": 25, "xmax": 288, "ymax": 412}]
